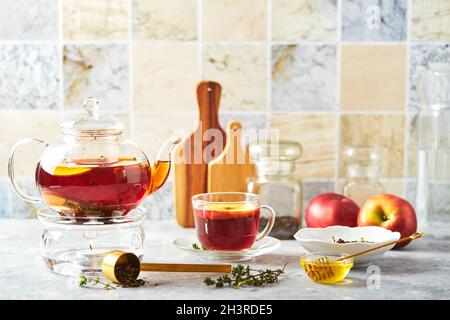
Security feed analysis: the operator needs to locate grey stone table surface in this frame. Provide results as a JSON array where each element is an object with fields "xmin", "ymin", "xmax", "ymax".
[{"xmin": 0, "ymin": 219, "xmax": 449, "ymax": 300}]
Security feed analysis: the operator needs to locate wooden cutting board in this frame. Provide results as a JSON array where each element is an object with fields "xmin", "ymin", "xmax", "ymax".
[
  {"xmin": 207, "ymin": 120, "xmax": 255, "ymax": 193},
  {"xmin": 174, "ymin": 81, "xmax": 226, "ymax": 227}
]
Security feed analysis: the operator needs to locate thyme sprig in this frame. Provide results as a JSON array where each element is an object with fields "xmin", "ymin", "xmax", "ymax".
[
  {"xmin": 79, "ymin": 274, "xmax": 146, "ymax": 289},
  {"xmin": 79, "ymin": 274, "xmax": 116, "ymax": 290},
  {"xmin": 204, "ymin": 263, "xmax": 287, "ymax": 289}
]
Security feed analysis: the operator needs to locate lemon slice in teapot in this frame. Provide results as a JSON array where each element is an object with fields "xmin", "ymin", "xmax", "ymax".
[{"xmin": 52, "ymin": 165, "xmax": 92, "ymax": 176}]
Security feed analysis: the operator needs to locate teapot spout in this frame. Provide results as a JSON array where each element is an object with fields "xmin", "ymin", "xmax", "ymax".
[{"xmin": 149, "ymin": 133, "xmax": 182, "ymax": 193}]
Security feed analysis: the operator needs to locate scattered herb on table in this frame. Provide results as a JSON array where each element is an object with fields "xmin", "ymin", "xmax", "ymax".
[
  {"xmin": 192, "ymin": 243, "xmax": 208, "ymax": 250},
  {"xmin": 204, "ymin": 263, "xmax": 287, "ymax": 289}
]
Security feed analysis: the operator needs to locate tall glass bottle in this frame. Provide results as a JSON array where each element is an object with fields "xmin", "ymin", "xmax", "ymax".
[
  {"xmin": 247, "ymin": 140, "xmax": 302, "ymax": 239},
  {"xmin": 415, "ymin": 63, "xmax": 450, "ymax": 239}
]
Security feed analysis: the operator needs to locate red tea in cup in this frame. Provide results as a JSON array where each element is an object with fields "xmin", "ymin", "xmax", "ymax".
[
  {"xmin": 192, "ymin": 193, "xmax": 275, "ymax": 251},
  {"xmin": 194, "ymin": 204, "xmax": 260, "ymax": 250}
]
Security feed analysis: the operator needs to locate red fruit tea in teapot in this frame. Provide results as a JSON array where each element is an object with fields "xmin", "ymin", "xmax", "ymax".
[{"xmin": 36, "ymin": 158, "xmax": 169, "ymax": 217}]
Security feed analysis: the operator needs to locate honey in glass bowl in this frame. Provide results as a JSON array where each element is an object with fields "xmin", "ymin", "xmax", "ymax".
[{"xmin": 300, "ymin": 253, "xmax": 354, "ymax": 284}]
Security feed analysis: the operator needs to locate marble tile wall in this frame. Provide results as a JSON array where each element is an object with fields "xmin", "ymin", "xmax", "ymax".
[{"xmin": 0, "ymin": 0, "xmax": 448, "ymax": 219}]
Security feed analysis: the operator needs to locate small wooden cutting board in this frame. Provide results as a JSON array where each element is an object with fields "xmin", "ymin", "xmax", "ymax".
[
  {"xmin": 174, "ymin": 81, "xmax": 226, "ymax": 228},
  {"xmin": 207, "ymin": 120, "xmax": 255, "ymax": 193}
]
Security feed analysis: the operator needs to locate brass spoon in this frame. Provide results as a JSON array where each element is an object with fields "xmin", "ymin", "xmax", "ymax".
[
  {"xmin": 102, "ymin": 250, "xmax": 232, "ymax": 284},
  {"xmin": 336, "ymin": 231, "xmax": 424, "ymax": 261}
]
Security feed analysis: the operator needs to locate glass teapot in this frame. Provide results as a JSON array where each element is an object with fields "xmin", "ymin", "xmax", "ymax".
[{"xmin": 8, "ymin": 97, "xmax": 180, "ymax": 218}]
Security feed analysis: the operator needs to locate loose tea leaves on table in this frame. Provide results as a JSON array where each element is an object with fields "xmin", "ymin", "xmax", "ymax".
[{"xmin": 204, "ymin": 264, "xmax": 287, "ymax": 289}]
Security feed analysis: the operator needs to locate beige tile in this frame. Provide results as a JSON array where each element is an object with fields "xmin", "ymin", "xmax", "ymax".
[
  {"xmin": 114, "ymin": 113, "xmax": 132, "ymax": 139},
  {"xmin": 341, "ymin": 45, "xmax": 407, "ymax": 111},
  {"xmin": 272, "ymin": 0, "xmax": 337, "ymax": 41},
  {"xmin": 63, "ymin": 0, "xmax": 128, "ymax": 40},
  {"xmin": 133, "ymin": 0, "xmax": 197, "ymax": 40},
  {"xmin": 133, "ymin": 44, "xmax": 198, "ymax": 111},
  {"xmin": 132, "ymin": 112, "xmax": 196, "ymax": 163},
  {"xmin": 270, "ymin": 114, "xmax": 336, "ymax": 179},
  {"xmin": 203, "ymin": 0, "xmax": 267, "ymax": 41},
  {"xmin": 340, "ymin": 115, "xmax": 405, "ymax": 179},
  {"xmin": 203, "ymin": 44, "xmax": 266, "ymax": 111},
  {"xmin": 63, "ymin": 44, "xmax": 129, "ymax": 111},
  {"xmin": 412, "ymin": 0, "xmax": 450, "ymax": 41},
  {"xmin": 0, "ymin": 111, "xmax": 61, "ymax": 177}
]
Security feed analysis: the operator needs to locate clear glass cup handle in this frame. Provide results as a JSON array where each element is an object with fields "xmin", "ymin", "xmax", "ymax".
[
  {"xmin": 8, "ymin": 138, "xmax": 46, "ymax": 203},
  {"xmin": 256, "ymin": 205, "xmax": 276, "ymax": 242}
]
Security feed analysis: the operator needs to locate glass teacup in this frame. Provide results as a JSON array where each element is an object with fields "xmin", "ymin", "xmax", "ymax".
[{"xmin": 192, "ymin": 192, "xmax": 276, "ymax": 250}]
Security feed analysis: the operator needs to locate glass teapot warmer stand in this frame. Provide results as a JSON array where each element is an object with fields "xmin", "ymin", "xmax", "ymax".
[{"xmin": 38, "ymin": 206, "xmax": 146, "ymax": 277}]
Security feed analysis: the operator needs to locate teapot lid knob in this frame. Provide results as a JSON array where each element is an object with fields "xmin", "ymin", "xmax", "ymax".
[{"xmin": 83, "ymin": 97, "xmax": 101, "ymax": 119}]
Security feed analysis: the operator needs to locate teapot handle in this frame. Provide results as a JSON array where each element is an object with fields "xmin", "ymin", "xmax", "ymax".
[{"xmin": 8, "ymin": 138, "xmax": 46, "ymax": 203}]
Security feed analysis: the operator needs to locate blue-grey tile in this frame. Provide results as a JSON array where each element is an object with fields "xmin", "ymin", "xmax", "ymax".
[
  {"xmin": 302, "ymin": 180, "xmax": 336, "ymax": 225},
  {"xmin": 0, "ymin": 178, "xmax": 38, "ymax": 219},
  {"xmin": 272, "ymin": 44, "xmax": 337, "ymax": 111},
  {"xmin": 342, "ymin": 0, "xmax": 407, "ymax": 41},
  {"xmin": 142, "ymin": 181, "xmax": 174, "ymax": 220},
  {"xmin": 409, "ymin": 44, "xmax": 450, "ymax": 110},
  {"xmin": 0, "ymin": 44, "xmax": 60, "ymax": 110},
  {"xmin": 220, "ymin": 112, "xmax": 268, "ymax": 145},
  {"xmin": 405, "ymin": 180, "xmax": 417, "ymax": 205}
]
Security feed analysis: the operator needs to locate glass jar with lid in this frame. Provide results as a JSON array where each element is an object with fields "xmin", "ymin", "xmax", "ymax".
[
  {"xmin": 342, "ymin": 146, "xmax": 385, "ymax": 207},
  {"xmin": 247, "ymin": 140, "xmax": 302, "ymax": 239}
]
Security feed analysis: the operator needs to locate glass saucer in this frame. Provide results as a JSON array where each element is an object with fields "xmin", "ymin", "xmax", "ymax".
[{"xmin": 173, "ymin": 237, "xmax": 281, "ymax": 262}]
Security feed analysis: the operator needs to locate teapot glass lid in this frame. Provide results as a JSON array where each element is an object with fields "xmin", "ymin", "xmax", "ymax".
[{"xmin": 61, "ymin": 97, "xmax": 123, "ymax": 136}]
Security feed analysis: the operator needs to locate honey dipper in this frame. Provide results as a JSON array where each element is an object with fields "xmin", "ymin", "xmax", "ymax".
[
  {"xmin": 335, "ymin": 231, "xmax": 424, "ymax": 262},
  {"xmin": 302, "ymin": 232, "xmax": 424, "ymax": 283},
  {"xmin": 102, "ymin": 250, "xmax": 232, "ymax": 284}
]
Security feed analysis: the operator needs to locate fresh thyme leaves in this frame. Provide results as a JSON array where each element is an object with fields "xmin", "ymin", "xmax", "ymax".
[
  {"xmin": 79, "ymin": 274, "xmax": 116, "ymax": 290},
  {"xmin": 79, "ymin": 274, "xmax": 146, "ymax": 289},
  {"xmin": 204, "ymin": 263, "xmax": 287, "ymax": 289}
]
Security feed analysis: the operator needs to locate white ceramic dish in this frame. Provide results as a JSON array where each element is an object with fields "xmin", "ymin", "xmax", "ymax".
[
  {"xmin": 294, "ymin": 226, "xmax": 400, "ymax": 266},
  {"xmin": 173, "ymin": 237, "xmax": 280, "ymax": 262}
]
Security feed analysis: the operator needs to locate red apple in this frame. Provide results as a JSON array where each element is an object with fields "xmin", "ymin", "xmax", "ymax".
[
  {"xmin": 305, "ymin": 193, "xmax": 360, "ymax": 228},
  {"xmin": 358, "ymin": 194, "xmax": 417, "ymax": 248}
]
